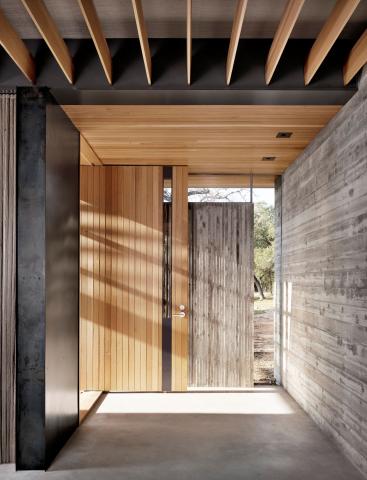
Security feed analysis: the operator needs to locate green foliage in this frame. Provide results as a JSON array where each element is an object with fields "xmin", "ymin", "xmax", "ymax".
[{"xmin": 254, "ymin": 202, "xmax": 275, "ymax": 292}]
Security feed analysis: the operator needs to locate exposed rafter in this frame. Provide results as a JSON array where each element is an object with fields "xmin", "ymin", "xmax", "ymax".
[
  {"xmin": 0, "ymin": 8, "xmax": 35, "ymax": 83},
  {"xmin": 343, "ymin": 29, "xmax": 367, "ymax": 85},
  {"xmin": 131, "ymin": 0, "xmax": 152, "ymax": 85},
  {"xmin": 21, "ymin": 0, "xmax": 74, "ymax": 84},
  {"xmin": 77, "ymin": 0, "xmax": 112, "ymax": 84},
  {"xmin": 187, "ymin": 0, "xmax": 192, "ymax": 85},
  {"xmin": 226, "ymin": 0, "xmax": 248, "ymax": 85},
  {"xmin": 265, "ymin": 0, "xmax": 305, "ymax": 85},
  {"xmin": 304, "ymin": 0, "xmax": 360, "ymax": 85}
]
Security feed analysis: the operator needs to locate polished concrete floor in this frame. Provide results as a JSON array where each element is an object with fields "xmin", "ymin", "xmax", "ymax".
[{"xmin": 1, "ymin": 387, "xmax": 365, "ymax": 480}]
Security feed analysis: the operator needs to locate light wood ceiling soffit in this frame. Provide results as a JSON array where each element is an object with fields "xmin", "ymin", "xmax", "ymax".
[
  {"xmin": 1, "ymin": 0, "xmax": 367, "ymax": 86},
  {"xmin": 64, "ymin": 105, "xmax": 340, "ymax": 183}
]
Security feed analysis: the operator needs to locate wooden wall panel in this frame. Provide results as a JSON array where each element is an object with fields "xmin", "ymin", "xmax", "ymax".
[
  {"xmin": 80, "ymin": 165, "xmax": 163, "ymax": 392},
  {"xmin": 189, "ymin": 203, "xmax": 254, "ymax": 388},
  {"xmin": 0, "ymin": 92, "xmax": 16, "ymax": 463},
  {"xmin": 171, "ymin": 166, "xmax": 189, "ymax": 391}
]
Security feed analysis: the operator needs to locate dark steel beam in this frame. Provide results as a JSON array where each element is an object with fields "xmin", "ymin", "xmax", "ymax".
[{"xmin": 0, "ymin": 39, "xmax": 358, "ymax": 105}]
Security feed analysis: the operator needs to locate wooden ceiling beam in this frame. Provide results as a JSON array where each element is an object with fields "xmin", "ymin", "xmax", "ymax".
[
  {"xmin": 77, "ymin": 0, "xmax": 112, "ymax": 84},
  {"xmin": 0, "ymin": 8, "xmax": 35, "ymax": 83},
  {"xmin": 304, "ymin": 0, "xmax": 360, "ymax": 85},
  {"xmin": 265, "ymin": 0, "xmax": 305, "ymax": 85},
  {"xmin": 226, "ymin": 0, "xmax": 248, "ymax": 85},
  {"xmin": 131, "ymin": 0, "xmax": 152, "ymax": 85},
  {"xmin": 343, "ymin": 29, "xmax": 367, "ymax": 85},
  {"xmin": 187, "ymin": 0, "xmax": 192, "ymax": 85},
  {"xmin": 21, "ymin": 0, "xmax": 73, "ymax": 84}
]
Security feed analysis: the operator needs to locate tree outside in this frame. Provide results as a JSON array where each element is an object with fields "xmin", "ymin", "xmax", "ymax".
[{"xmin": 254, "ymin": 202, "xmax": 275, "ymax": 298}]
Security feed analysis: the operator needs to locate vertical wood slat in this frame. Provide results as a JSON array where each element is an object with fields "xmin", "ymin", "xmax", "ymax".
[
  {"xmin": 127, "ymin": 167, "xmax": 135, "ymax": 390},
  {"xmin": 121, "ymin": 170, "xmax": 129, "ymax": 391},
  {"xmin": 86, "ymin": 167, "xmax": 94, "ymax": 390},
  {"xmin": 116, "ymin": 168, "xmax": 123, "ymax": 391},
  {"xmin": 79, "ymin": 166, "xmax": 87, "ymax": 391},
  {"xmin": 0, "ymin": 92, "xmax": 16, "ymax": 463},
  {"xmin": 134, "ymin": 168, "xmax": 142, "ymax": 390},
  {"xmin": 146, "ymin": 170, "xmax": 153, "ymax": 391},
  {"xmin": 92, "ymin": 167, "xmax": 99, "ymax": 389},
  {"xmin": 110, "ymin": 167, "xmax": 117, "ymax": 391},
  {"xmin": 189, "ymin": 203, "xmax": 254, "ymax": 388},
  {"xmin": 172, "ymin": 166, "xmax": 189, "ymax": 391},
  {"xmin": 79, "ymin": 166, "xmax": 163, "ymax": 392},
  {"xmin": 99, "ymin": 167, "xmax": 106, "ymax": 388},
  {"xmin": 104, "ymin": 167, "xmax": 112, "ymax": 391}
]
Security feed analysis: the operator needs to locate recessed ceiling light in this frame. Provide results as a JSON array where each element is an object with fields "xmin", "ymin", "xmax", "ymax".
[
  {"xmin": 276, "ymin": 131, "xmax": 293, "ymax": 138},
  {"xmin": 262, "ymin": 156, "xmax": 276, "ymax": 161}
]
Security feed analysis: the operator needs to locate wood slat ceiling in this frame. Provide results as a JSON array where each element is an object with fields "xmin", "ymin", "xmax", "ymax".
[{"xmin": 64, "ymin": 104, "xmax": 340, "ymax": 185}]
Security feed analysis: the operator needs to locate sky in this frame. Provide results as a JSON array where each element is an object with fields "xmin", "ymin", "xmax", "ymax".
[{"xmin": 253, "ymin": 188, "xmax": 274, "ymax": 206}]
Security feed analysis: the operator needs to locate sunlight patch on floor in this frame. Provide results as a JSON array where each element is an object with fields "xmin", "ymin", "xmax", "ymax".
[{"xmin": 96, "ymin": 388, "xmax": 294, "ymax": 415}]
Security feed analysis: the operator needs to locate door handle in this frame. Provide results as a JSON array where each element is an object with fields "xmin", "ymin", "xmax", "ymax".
[{"xmin": 172, "ymin": 312, "xmax": 186, "ymax": 318}]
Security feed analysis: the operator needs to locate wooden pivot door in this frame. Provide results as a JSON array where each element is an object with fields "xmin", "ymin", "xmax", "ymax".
[
  {"xmin": 80, "ymin": 165, "xmax": 189, "ymax": 392},
  {"xmin": 171, "ymin": 166, "xmax": 189, "ymax": 391},
  {"xmin": 80, "ymin": 165, "xmax": 163, "ymax": 392}
]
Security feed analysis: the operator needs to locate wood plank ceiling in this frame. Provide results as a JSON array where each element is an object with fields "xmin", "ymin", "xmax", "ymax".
[
  {"xmin": 0, "ymin": 0, "xmax": 366, "ymax": 86},
  {"xmin": 63, "ymin": 104, "xmax": 340, "ymax": 186}
]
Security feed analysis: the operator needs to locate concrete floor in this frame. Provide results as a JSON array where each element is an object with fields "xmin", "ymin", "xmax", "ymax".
[{"xmin": 1, "ymin": 387, "xmax": 365, "ymax": 480}]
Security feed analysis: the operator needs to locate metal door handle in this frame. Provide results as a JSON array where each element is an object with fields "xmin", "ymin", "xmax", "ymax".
[{"xmin": 172, "ymin": 312, "xmax": 186, "ymax": 318}]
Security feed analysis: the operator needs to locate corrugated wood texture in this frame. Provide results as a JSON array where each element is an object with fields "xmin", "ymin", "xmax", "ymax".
[
  {"xmin": 0, "ymin": 92, "xmax": 16, "ymax": 463},
  {"xmin": 189, "ymin": 203, "xmax": 254, "ymax": 388},
  {"xmin": 80, "ymin": 165, "xmax": 163, "ymax": 392},
  {"xmin": 171, "ymin": 166, "xmax": 189, "ymax": 391},
  {"xmin": 276, "ymin": 76, "xmax": 367, "ymax": 475}
]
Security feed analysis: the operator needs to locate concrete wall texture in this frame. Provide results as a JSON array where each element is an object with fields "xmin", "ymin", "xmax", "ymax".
[{"xmin": 275, "ymin": 67, "xmax": 367, "ymax": 476}]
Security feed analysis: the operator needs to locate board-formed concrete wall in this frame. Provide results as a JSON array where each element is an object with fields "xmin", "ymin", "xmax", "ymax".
[{"xmin": 275, "ymin": 68, "xmax": 367, "ymax": 477}]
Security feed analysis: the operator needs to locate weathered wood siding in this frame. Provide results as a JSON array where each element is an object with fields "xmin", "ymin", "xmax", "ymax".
[
  {"xmin": 275, "ymin": 70, "xmax": 367, "ymax": 476},
  {"xmin": 0, "ymin": 91, "xmax": 16, "ymax": 464},
  {"xmin": 189, "ymin": 203, "xmax": 254, "ymax": 388}
]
